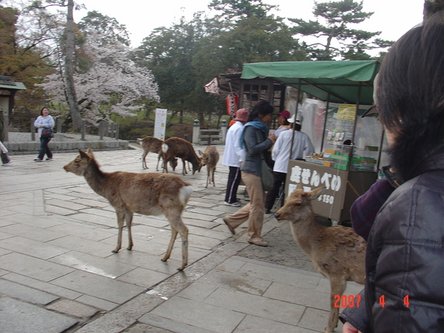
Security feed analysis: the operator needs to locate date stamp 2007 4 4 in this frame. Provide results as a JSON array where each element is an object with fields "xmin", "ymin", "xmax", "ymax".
[{"xmin": 333, "ymin": 294, "xmax": 411, "ymax": 309}]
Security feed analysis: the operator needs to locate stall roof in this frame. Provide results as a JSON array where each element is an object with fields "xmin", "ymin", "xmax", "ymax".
[{"xmin": 241, "ymin": 60, "xmax": 379, "ymax": 105}]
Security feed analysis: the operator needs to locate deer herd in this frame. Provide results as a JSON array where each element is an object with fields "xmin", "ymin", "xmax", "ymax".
[{"xmin": 63, "ymin": 135, "xmax": 366, "ymax": 332}]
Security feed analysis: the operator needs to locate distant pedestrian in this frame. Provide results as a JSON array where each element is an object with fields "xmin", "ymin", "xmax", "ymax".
[
  {"xmin": 0, "ymin": 113, "xmax": 11, "ymax": 166},
  {"xmin": 34, "ymin": 107, "xmax": 55, "ymax": 162},
  {"xmin": 0, "ymin": 140, "xmax": 11, "ymax": 166},
  {"xmin": 222, "ymin": 108, "xmax": 249, "ymax": 206}
]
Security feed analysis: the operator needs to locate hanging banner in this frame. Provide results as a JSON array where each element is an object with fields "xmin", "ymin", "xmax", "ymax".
[
  {"xmin": 154, "ymin": 108, "xmax": 167, "ymax": 140},
  {"xmin": 204, "ymin": 77, "xmax": 220, "ymax": 95},
  {"xmin": 226, "ymin": 94, "xmax": 239, "ymax": 117}
]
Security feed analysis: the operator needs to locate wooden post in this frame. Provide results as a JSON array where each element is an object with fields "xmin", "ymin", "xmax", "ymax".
[
  {"xmin": 81, "ymin": 121, "xmax": 86, "ymax": 141},
  {"xmin": 98, "ymin": 121, "xmax": 107, "ymax": 140},
  {"xmin": 220, "ymin": 119, "xmax": 227, "ymax": 144},
  {"xmin": 31, "ymin": 118, "xmax": 36, "ymax": 141},
  {"xmin": 55, "ymin": 116, "xmax": 62, "ymax": 133},
  {"xmin": 192, "ymin": 119, "xmax": 200, "ymax": 144}
]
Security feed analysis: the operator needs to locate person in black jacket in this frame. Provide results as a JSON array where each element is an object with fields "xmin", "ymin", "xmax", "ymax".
[{"xmin": 341, "ymin": 7, "xmax": 444, "ymax": 333}]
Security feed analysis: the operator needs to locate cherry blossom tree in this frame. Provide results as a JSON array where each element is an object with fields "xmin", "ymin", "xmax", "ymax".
[{"xmin": 40, "ymin": 31, "xmax": 159, "ymax": 124}]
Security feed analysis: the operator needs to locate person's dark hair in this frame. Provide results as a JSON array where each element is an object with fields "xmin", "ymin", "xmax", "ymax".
[
  {"xmin": 248, "ymin": 100, "xmax": 274, "ymax": 121},
  {"xmin": 281, "ymin": 118, "xmax": 290, "ymax": 126},
  {"xmin": 40, "ymin": 107, "xmax": 48, "ymax": 116},
  {"xmin": 377, "ymin": 11, "xmax": 444, "ymax": 180}
]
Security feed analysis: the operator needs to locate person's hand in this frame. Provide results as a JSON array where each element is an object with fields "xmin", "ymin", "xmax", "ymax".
[
  {"xmin": 268, "ymin": 133, "xmax": 277, "ymax": 143},
  {"xmin": 342, "ymin": 322, "xmax": 361, "ymax": 333}
]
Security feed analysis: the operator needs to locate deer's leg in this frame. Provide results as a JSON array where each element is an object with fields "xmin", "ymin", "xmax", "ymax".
[
  {"xmin": 161, "ymin": 229, "xmax": 177, "ymax": 262},
  {"xmin": 163, "ymin": 211, "xmax": 188, "ymax": 271},
  {"xmin": 125, "ymin": 211, "xmax": 134, "ymax": 250},
  {"xmin": 142, "ymin": 151, "xmax": 148, "ymax": 169},
  {"xmin": 175, "ymin": 218, "xmax": 189, "ymax": 271},
  {"xmin": 162, "ymin": 155, "xmax": 168, "ymax": 173},
  {"xmin": 182, "ymin": 159, "xmax": 187, "ymax": 175},
  {"xmin": 326, "ymin": 275, "xmax": 347, "ymax": 333},
  {"xmin": 212, "ymin": 168, "xmax": 216, "ymax": 186},
  {"xmin": 156, "ymin": 154, "xmax": 161, "ymax": 171},
  {"xmin": 112, "ymin": 210, "xmax": 125, "ymax": 253},
  {"xmin": 205, "ymin": 167, "xmax": 210, "ymax": 188}
]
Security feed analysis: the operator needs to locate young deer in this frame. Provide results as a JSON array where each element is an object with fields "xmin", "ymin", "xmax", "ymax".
[
  {"xmin": 137, "ymin": 136, "xmax": 177, "ymax": 171},
  {"xmin": 63, "ymin": 148, "xmax": 193, "ymax": 271},
  {"xmin": 275, "ymin": 187, "xmax": 366, "ymax": 333},
  {"xmin": 161, "ymin": 137, "xmax": 202, "ymax": 175},
  {"xmin": 199, "ymin": 146, "xmax": 219, "ymax": 188}
]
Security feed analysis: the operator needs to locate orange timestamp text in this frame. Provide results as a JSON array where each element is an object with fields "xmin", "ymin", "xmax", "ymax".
[{"xmin": 333, "ymin": 294, "xmax": 411, "ymax": 309}]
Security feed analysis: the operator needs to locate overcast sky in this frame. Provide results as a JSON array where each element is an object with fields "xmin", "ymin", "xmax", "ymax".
[{"xmin": 77, "ymin": 0, "xmax": 424, "ymax": 48}]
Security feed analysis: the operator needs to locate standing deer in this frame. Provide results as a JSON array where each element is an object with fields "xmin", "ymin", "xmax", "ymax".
[
  {"xmin": 137, "ymin": 136, "xmax": 177, "ymax": 171},
  {"xmin": 161, "ymin": 137, "xmax": 202, "ymax": 175},
  {"xmin": 274, "ymin": 187, "xmax": 366, "ymax": 333},
  {"xmin": 63, "ymin": 148, "xmax": 193, "ymax": 271},
  {"xmin": 199, "ymin": 146, "xmax": 219, "ymax": 188}
]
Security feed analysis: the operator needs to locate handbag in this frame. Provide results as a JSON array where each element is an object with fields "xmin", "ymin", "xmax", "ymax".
[
  {"xmin": 261, "ymin": 156, "xmax": 274, "ymax": 191},
  {"xmin": 254, "ymin": 129, "xmax": 274, "ymax": 191},
  {"xmin": 41, "ymin": 128, "xmax": 53, "ymax": 138}
]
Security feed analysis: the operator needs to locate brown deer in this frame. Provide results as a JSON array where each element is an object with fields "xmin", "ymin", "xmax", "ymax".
[
  {"xmin": 161, "ymin": 137, "xmax": 202, "ymax": 175},
  {"xmin": 199, "ymin": 146, "xmax": 219, "ymax": 188},
  {"xmin": 274, "ymin": 187, "xmax": 366, "ymax": 333},
  {"xmin": 63, "ymin": 148, "xmax": 193, "ymax": 271},
  {"xmin": 137, "ymin": 136, "xmax": 177, "ymax": 171}
]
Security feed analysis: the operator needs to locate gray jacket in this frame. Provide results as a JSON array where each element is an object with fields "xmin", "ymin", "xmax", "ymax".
[{"xmin": 240, "ymin": 125, "xmax": 273, "ymax": 177}]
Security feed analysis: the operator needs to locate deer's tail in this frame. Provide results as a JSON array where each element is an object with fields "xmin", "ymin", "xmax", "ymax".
[
  {"xmin": 179, "ymin": 185, "xmax": 193, "ymax": 205},
  {"xmin": 161, "ymin": 143, "xmax": 169, "ymax": 154}
]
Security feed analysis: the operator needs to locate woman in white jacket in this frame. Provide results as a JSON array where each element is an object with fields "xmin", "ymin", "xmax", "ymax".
[
  {"xmin": 34, "ymin": 107, "xmax": 55, "ymax": 162},
  {"xmin": 222, "ymin": 108, "xmax": 249, "ymax": 206}
]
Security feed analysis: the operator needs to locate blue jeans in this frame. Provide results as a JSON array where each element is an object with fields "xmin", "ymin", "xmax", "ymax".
[{"xmin": 38, "ymin": 136, "xmax": 53, "ymax": 160}]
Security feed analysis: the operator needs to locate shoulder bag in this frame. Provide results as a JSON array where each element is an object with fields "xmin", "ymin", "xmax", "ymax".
[
  {"xmin": 254, "ymin": 130, "xmax": 273, "ymax": 191},
  {"xmin": 41, "ymin": 127, "xmax": 53, "ymax": 138}
]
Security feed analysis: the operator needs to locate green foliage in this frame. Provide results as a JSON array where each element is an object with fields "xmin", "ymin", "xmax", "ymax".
[
  {"xmin": 209, "ymin": 0, "xmax": 276, "ymax": 21},
  {"xmin": 78, "ymin": 10, "xmax": 130, "ymax": 46},
  {"xmin": 290, "ymin": 0, "xmax": 393, "ymax": 60},
  {"xmin": 134, "ymin": 15, "xmax": 210, "ymax": 122},
  {"xmin": 3, "ymin": 0, "xmax": 396, "ymax": 133},
  {"xmin": 113, "ymin": 112, "xmax": 197, "ymax": 141},
  {"xmin": 0, "ymin": 5, "xmax": 54, "ymax": 128}
]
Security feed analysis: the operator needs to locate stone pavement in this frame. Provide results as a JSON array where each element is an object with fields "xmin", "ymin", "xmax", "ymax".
[{"xmin": 0, "ymin": 145, "xmax": 362, "ymax": 333}]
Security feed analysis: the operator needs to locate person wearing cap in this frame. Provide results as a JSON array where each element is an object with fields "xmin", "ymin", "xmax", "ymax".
[
  {"xmin": 265, "ymin": 116, "xmax": 314, "ymax": 213},
  {"xmin": 222, "ymin": 108, "xmax": 249, "ymax": 206},
  {"xmin": 274, "ymin": 110, "xmax": 291, "ymax": 137}
]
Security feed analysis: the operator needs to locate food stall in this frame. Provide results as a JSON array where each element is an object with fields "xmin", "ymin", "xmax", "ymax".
[{"xmin": 241, "ymin": 60, "xmax": 385, "ymax": 224}]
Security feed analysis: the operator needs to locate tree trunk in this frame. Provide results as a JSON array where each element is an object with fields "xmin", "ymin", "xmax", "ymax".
[{"xmin": 64, "ymin": 0, "xmax": 82, "ymax": 130}]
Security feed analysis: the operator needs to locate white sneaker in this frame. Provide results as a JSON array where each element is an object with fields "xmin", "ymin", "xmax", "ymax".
[{"xmin": 224, "ymin": 201, "xmax": 241, "ymax": 207}]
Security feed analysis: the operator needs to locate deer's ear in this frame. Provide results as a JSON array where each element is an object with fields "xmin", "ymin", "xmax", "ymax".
[
  {"xmin": 308, "ymin": 186, "xmax": 325, "ymax": 200},
  {"xmin": 79, "ymin": 149, "xmax": 89, "ymax": 159},
  {"xmin": 86, "ymin": 147, "xmax": 95, "ymax": 158}
]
